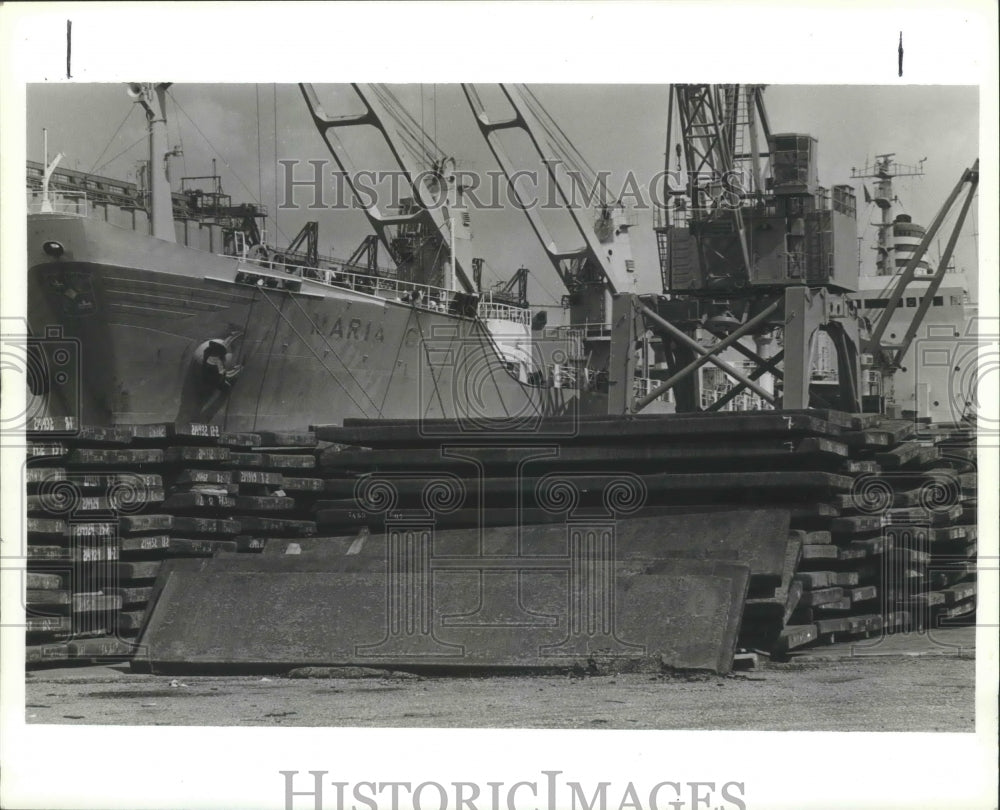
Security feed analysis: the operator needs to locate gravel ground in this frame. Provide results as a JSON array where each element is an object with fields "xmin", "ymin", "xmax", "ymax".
[{"xmin": 25, "ymin": 630, "xmax": 977, "ymax": 731}]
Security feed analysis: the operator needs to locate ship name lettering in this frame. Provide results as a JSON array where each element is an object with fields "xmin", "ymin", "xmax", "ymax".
[{"xmin": 324, "ymin": 318, "xmax": 384, "ymax": 343}]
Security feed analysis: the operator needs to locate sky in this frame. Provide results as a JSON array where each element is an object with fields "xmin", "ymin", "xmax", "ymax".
[{"xmin": 26, "ymin": 83, "xmax": 979, "ymax": 310}]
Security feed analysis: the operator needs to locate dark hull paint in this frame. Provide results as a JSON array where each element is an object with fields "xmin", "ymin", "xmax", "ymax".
[{"xmin": 28, "ymin": 215, "xmax": 593, "ymax": 431}]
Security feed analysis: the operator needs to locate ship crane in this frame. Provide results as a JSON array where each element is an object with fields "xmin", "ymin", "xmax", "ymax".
[
  {"xmin": 863, "ymin": 161, "xmax": 979, "ymax": 375},
  {"xmin": 461, "ymin": 84, "xmax": 639, "ymax": 377},
  {"xmin": 126, "ymin": 82, "xmax": 176, "ymax": 243},
  {"xmin": 299, "ymin": 84, "xmax": 475, "ymax": 294}
]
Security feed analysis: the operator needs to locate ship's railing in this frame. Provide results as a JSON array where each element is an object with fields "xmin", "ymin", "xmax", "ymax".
[
  {"xmin": 547, "ymin": 365, "xmax": 659, "ymax": 396},
  {"xmin": 546, "ymin": 322, "xmax": 612, "ymax": 339},
  {"xmin": 262, "ymin": 256, "xmax": 458, "ymax": 313},
  {"xmin": 539, "ymin": 325, "xmax": 585, "ymax": 361},
  {"xmin": 542, "ymin": 325, "xmax": 583, "ymax": 341},
  {"xmin": 546, "ymin": 363, "xmax": 596, "ymax": 390},
  {"xmin": 701, "ymin": 386, "xmax": 773, "ymax": 412},
  {"xmin": 578, "ymin": 321, "xmax": 613, "ymax": 339},
  {"xmin": 246, "ymin": 255, "xmax": 529, "ymax": 325},
  {"xmin": 268, "ymin": 247, "xmax": 399, "ymax": 280},
  {"xmin": 476, "ymin": 296, "xmax": 531, "ymax": 327},
  {"xmin": 27, "ymin": 190, "xmax": 89, "ymax": 217},
  {"xmin": 634, "ymin": 376, "xmax": 669, "ymax": 402},
  {"xmin": 546, "ymin": 321, "xmax": 612, "ymax": 339}
]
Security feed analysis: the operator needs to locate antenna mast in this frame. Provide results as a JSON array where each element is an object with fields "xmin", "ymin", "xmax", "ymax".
[{"xmin": 851, "ymin": 153, "xmax": 924, "ymax": 275}]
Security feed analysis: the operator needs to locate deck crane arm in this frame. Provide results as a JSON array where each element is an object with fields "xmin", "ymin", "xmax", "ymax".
[
  {"xmin": 461, "ymin": 83, "xmax": 638, "ymax": 298},
  {"xmin": 299, "ymin": 83, "xmax": 475, "ymax": 293},
  {"xmin": 865, "ymin": 160, "xmax": 979, "ymax": 371}
]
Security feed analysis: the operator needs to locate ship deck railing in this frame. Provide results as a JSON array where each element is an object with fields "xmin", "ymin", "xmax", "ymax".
[
  {"xmin": 27, "ymin": 190, "xmax": 89, "ymax": 217},
  {"xmin": 546, "ymin": 363, "xmax": 595, "ymax": 390},
  {"xmin": 634, "ymin": 376, "xmax": 671, "ymax": 402},
  {"xmin": 250, "ymin": 255, "xmax": 532, "ymax": 326},
  {"xmin": 476, "ymin": 299, "xmax": 531, "ymax": 327},
  {"xmin": 701, "ymin": 386, "xmax": 774, "ymax": 411},
  {"xmin": 547, "ymin": 366, "xmax": 661, "ymax": 397},
  {"xmin": 548, "ymin": 322, "xmax": 612, "ymax": 339}
]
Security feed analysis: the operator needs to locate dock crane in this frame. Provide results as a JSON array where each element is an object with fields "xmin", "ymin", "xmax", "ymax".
[
  {"xmin": 618, "ymin": 84, "xmax": 979, "ymax": 419},
  {"xmin": 642, "ymin": 83, "xmax": 869, "ymax": 415}
]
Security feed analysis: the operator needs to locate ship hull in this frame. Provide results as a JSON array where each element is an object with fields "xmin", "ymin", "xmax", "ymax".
[{"xmin": 28, "ymin": 215, "xmax": 587, "ymax": 431}]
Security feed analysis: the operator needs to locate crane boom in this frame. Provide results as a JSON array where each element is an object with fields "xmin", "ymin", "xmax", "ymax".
[
  {"xmin": 670, "ymin": 85, "xmax": 776, "ymax": 289},
  {"xmin": 299, "ymin": 83, "xmax": 474, "ymax": 292},
  {"xmin": 865, "ymin": 161, "xmax": 979, "ymax": 370},
  {"xmin": 462, "ymin": 83, "xmax": 639, "ymax": 299}
]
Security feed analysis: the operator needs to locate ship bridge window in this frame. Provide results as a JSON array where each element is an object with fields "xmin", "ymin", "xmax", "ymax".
[
  {"xmin": 865, "ymin": 298, "xmax": 889, "ymax": 309},
  {"xmin": 933, "ymin": 296, "xmax": 943, "ymax": 306},
  {"xmin": 906, "ymin": 297, "xmax": 916, "ymax": 307}
]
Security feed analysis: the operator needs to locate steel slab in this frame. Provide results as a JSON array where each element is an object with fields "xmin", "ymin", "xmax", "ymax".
[{"xmin": 138, "ymin": 556, "xmax": 749, "ymax": 673}]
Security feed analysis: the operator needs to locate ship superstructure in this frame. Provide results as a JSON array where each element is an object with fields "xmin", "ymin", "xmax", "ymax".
[{"xmin": 851, "ymin": 153, "xmax": 978, "ymax": 422}]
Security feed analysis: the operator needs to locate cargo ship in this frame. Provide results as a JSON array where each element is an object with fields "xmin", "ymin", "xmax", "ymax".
[{"xmin": 26, "ymin": 84, "xmax": 622, "ymax": 431}]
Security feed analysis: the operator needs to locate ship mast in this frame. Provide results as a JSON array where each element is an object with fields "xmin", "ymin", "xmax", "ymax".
[
  {"xmin": 127, "ymin": 82, "xmax": 176, "ymax": 243},
  {"xmin": 851, "ymin": 153, "xmax": 924, "ymax": 275},
  {"xmin": 40, "ymin": 128, "xmax": 65, "ymax": 213}
]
